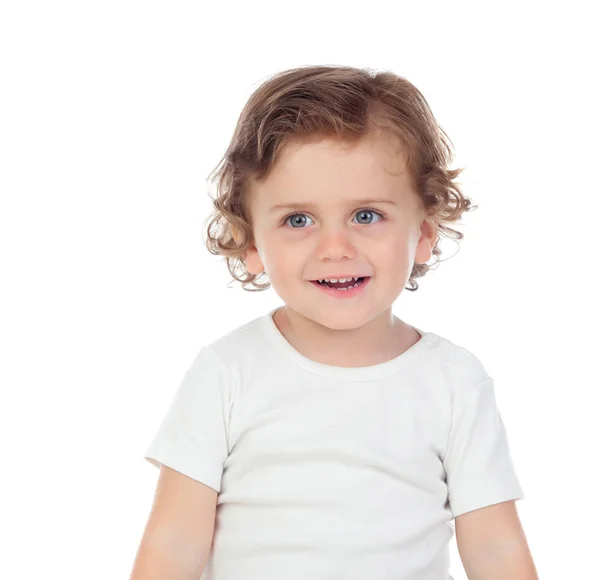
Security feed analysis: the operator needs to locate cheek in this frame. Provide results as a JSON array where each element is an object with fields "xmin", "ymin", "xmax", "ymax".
[
  {"xmin": 260, "ymin": 236, "xmax": 302, "ymax": 273},
  {"xmin": 374, "ymin": 238, "xmax": 416, "ymax": 282},
  {"xmin": 376, "ymin": 232, "xmax": 411, "ymax": 261}
]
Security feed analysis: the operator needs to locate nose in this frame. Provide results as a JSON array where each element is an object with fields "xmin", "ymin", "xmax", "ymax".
[{"xmin": 314, "ymin": 226, "xmax": 357, "ymax": 262}]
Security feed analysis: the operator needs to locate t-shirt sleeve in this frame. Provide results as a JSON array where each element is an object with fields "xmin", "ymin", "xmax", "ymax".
[
  {"xmin": 442, "ymin": 376, "xmax": 525, "ymax": 518},
  {"xmin": 144, "ymin": 346, "xmax": 230, "ymax": 492}
]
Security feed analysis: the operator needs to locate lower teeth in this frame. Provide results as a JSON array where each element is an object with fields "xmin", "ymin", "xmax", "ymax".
[{"xmin": 322, "ymin": 278, "xmax": 365, "ymax": 291}]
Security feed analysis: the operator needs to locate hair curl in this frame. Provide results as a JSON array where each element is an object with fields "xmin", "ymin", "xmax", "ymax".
[{"xmin": 203, "ymin": 65, "xmax": 476, "ymax": 292}]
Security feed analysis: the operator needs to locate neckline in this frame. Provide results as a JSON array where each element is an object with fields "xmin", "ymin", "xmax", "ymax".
[{"xmin": 258, "ymin": 306, "xmax": 438, "ymax": 381}]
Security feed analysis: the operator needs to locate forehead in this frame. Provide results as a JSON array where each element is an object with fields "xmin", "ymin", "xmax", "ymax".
[{"xmin": 247, "ymin": 133, "xmax": 416, "ymax": 208}]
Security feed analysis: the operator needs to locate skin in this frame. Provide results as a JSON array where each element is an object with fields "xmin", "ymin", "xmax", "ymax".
[{"xmin": 243, "ymin": 131, "xmax": 438, "ymax": 367}]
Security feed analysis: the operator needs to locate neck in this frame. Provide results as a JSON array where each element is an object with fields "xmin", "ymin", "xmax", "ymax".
[{"xmin": 273, "ymin": 306, "xmax": 419, "ymax": 367}]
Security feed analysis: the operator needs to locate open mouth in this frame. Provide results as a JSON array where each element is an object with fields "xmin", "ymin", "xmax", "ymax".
[{"xmin": 311, "ymin": 276, "xmax": 369, "ymax": 291}]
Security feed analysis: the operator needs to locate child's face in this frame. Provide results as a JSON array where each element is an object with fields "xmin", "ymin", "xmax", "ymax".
[{"xmin": 243, "ymin": 132, "xmax": 436, "ymax": 330}]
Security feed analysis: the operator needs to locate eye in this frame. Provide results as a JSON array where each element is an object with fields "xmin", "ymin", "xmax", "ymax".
[
  {"xmin": 284, "ymin": 213, "xmax": 315, "ymax": 228},
  {"xmin": 282, "ymin": 209, "xmax": 385, "ymax": 229},
  {"xmin": 353, "ymin": 209, "xmax": 384, "ymax": 225}
]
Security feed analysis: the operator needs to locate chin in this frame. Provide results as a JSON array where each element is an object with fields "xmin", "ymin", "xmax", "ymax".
[{"xmin": 303, "ymin": 307, "xmax": 374, "ymax": 332}]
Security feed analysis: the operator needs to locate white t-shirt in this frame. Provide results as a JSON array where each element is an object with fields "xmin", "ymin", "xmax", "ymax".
[{"xmin": 144, "ymin": 307, "xmax": 524, "ymax": 580}]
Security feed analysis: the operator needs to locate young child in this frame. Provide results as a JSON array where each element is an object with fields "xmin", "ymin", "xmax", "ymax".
[{"xmin": 132, "ymin": 65, "xmax": 538, "ymax": 580}]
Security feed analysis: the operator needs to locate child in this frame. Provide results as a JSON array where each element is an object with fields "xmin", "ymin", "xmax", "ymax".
[{"xmin": 131, "ymin": 65, "xmax": 538, "ymax": 579}]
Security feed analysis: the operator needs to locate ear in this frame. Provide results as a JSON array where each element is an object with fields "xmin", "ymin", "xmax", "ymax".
[
  {"xmin": 414, "ymin": 217, "xmax": 437, "ymax": 265},
  {"xmin": 243, "ymin": 244, "xmax": 265, "ymax": 275},
  {"xmin": 232, "ymin": 225, "xmax": 265, "ymax": 276}
]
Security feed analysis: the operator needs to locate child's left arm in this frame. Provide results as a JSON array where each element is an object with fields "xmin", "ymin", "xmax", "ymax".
[{"xmin": 455, "ymin": 499, "xmax": 539, "ymax": 579}]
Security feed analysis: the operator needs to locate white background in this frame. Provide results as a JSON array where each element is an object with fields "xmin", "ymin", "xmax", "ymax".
[{"xmin": 1, "ymin": 1, "xmax": 598, "ymax": 578}]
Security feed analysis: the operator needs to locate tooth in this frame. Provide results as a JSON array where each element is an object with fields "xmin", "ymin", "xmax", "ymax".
[{"xmin": 330, "ymin": 278, "xmax": 338, "ymax": 283}]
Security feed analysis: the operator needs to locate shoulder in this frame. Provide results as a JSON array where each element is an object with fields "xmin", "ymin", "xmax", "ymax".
[
  {"xmin": 176, "ymin": 316, "xmax": 267, "ymax": 406},
  {"xmin": 419, "ymin": 329, "xmax": 491, "ymax": 394},
  {"xmin": 198, "ymin": 311, "xmax": 273, "ymax": 376}
]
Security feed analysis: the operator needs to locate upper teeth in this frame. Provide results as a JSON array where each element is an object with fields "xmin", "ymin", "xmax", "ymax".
[{"xmin": 319, "ymin": 276, "xmax": 360, "ymax": 283}]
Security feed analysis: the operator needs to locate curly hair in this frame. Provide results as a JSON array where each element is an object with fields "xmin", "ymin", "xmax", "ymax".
[{"xmin": 203, "ymin": 65, "xmax": 476, "ymax": 292}]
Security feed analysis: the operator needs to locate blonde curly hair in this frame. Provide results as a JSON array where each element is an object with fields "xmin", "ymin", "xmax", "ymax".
[{"xmin": 203, "ymin": 65, "xmax": 476, "ymax": 292}]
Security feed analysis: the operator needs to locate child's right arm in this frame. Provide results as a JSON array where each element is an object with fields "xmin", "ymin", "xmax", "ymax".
[{"xmin": 130, "ymin": 465, "xmax": 218, "ymax": 580}]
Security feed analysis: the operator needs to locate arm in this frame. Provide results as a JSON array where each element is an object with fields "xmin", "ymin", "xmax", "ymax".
[
  {"xmin": 130, "ymin": 465, "xmax": 218, "ymax": 580},
  {"xmin": 455, "ymin": 500, "xmax": 539, "ymax": 580}
]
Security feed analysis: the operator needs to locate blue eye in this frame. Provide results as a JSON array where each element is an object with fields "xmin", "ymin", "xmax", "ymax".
[
  {"xmin": 354, "ymin": 209, "xmax": 383, "ymax": 225},
  {"xmin": 285, "ymin": 214, "xmax": 315, "ymax": 228},
  {"xmin": 283, "ymin": 209, "xmax": 385, "ymax": 228}
]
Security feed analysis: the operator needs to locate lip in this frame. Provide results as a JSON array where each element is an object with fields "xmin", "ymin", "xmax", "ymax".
[
  {"xmin": 310, "ymin": 275, "xmax": 368, "ymax": 281},
  {"xmin": 309, "ymin": 276, "xmax": 371, "ymax": 298}
]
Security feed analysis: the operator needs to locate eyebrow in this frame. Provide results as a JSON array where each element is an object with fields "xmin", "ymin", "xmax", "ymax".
[{"xmin": 267, "ymin": 198, "xmax": 399, "ymax": 213}]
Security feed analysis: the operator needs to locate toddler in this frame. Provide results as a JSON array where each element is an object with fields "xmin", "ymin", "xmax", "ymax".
[{"xmin": 131, "ymin": 65, "xmax": 538, "ymax": 580}]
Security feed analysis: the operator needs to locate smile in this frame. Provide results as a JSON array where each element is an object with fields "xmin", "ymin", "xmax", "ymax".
[{"xmin": 309, "ymin": 276, "xmax": 371, "ymax": 298}]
